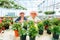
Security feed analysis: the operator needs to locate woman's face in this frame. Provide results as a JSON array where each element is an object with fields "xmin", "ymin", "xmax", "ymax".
[{"xmin": 20, "ymin": 12, "xmax": 24, "ymax": 17}]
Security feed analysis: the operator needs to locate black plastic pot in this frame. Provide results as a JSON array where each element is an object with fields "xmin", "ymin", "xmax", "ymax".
[
  {"xmin": 23, "ymin": 26, "xmax": 27, "ymax": 30},
  {"xmin": 53, "ymin": 33, "xmax": 59, "ymax": 40},
  {"xmin": 47, "ymin": 29, "xmax": 51, "ymax": 34},
  {"xmin": 30, "ymin": 36, "xmax": 35, "ymax": 40},
  {"xmin": 39, "ymin": 30, "xmax": 43, "ymax": 35},
  {"xmin": 20, "ymin": 35, "xmax": 26, "ymax": 40}
]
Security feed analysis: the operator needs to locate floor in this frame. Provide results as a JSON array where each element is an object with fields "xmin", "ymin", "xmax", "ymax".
[{"xmin": 0, "ymin": 30, "xmax": 60, "ymax": 40}]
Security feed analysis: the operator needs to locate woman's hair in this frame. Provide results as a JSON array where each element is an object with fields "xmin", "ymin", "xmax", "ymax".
[{"xmin": 20, "ymin": 12, "xmax": 24, "ymax": 14}]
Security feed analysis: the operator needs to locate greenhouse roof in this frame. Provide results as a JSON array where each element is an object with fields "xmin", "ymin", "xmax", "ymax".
[{"xmin": 14, "ymin": 0, "xmax": 60, "ymax": 11}]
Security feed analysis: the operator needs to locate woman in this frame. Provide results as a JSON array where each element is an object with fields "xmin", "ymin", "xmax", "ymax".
[{"xmin": 15, "ymin": 12, "xmax": 27, "ymax": 23}]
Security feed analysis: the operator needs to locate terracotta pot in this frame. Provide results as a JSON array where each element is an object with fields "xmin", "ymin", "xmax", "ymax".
[
  {"xmin": 14, "ymin": 30, "xmax": 19, "ymax": 37},
  {"xmin": 2, "ymin": 27, "xmax": 5, "ymax": 30},
  {"xmin": 45, "ymin": 25, "xmax": 48, "ymax": 30},
  {"xmin": 0, "ymin": 29, "xmax": 2, "ymax": 33}
]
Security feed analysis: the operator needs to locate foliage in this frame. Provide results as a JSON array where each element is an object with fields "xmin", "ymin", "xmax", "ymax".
[
  {"xmin": 50, "ymin": 18, "xmax": 60, "ymax": 25},
  {"xmin": 0, "ymin": 0, "xmax": 27, "ymax": 10},
  {"xmin": 23, "ymin": 21, "xmax": 28, "ymax": 30},
  {"xmin": 0, "ymin": 23, "xmax": 3, "ymax": 29},
  {"xmin": 2, "ymin": 18, "xmax": 13, "ymax": 25},
  {"xmin": 12, "ymin": 23, "xmax": 21, "ymax": 30},
  {"xmin": 43, "ymin": 19, "xmax": 51, "ymax": 26},
  {"xmin": 37, "ymin": 21, "xmax": 44, "ymax": 30},
  {"xmin": 51, "ymin": 25, "xmax": 60, "ymax": 34},
  {"xmin": 2, "ymin": 19, "xmax": 12, "ymax": 23},
  {"xmin": 28, "ymin": 20, "xmax": 34, "ymax": 27},
  {"xmin": 23, "ymin": 21, "xmax": 28, "ymax": 27},
  {"xmin": 18, "ymin": 27, "xmax": 27, "ymax": 36},
  {"xmin": 28, "ymin": 24, "xmax": 38, "ymax": 38},
  {"xmin": 45, "ymin": 11, "xmax": 55, "ymax": 15}
]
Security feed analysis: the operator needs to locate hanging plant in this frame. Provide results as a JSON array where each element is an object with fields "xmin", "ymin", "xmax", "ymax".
[
  {"xmin": 0, "ymin": 0, "xmax": 27, "ymax": 10},
  {"xmin": 45, "ymin": 11, "xmax": 55, "ymax": 15}
]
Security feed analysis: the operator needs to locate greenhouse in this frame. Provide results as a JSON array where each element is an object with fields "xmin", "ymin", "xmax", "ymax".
[{"xmin": 0, "ymin": 0, "xmax": 60, "ymax": 40}]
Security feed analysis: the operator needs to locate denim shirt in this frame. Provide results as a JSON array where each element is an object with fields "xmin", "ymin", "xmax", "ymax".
[{"xmin": 15, "ymin": 17, "xmax": 27, "ymax": 22}]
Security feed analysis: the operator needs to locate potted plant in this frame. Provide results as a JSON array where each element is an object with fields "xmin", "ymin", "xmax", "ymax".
[
  {"xmin": 51, "ymin": 25, "xmax": 60, "ymax": 40},
  {"xmin": 37, "ymin": 21, "xmax": 44, "ymax": 35},
  {"xmin": 28, "ymin": 21, "xmax": 38, "ymax": 40},
  {"xmin": 0, "ymin": 23, "xmax": 3, "ymax": 33},
  {"xmin": 2, "ymin": 22, "xmax": 9, "ymax": 30},
  {"xmin": 12, "ymin": 23, "xmax": 21, "ymax": 37},
  {"xmin": 47, "ymin": 26, "xmax": 52, "ymax": 34},
  {"xmin": 51, "ymin": 18, "xmax": 60, "ymax": 25},
  {"xmin": 45, "ymin": 11, "xmax": 55, "ymax": 15},
  {"xmin": 43, "ymin": 19, "xmax": 51, "ymax": 30},
  {"xmin": 2, "ymin": 18, "xmax": 13, "ymax": 25},
  {"xmin": 18, "ymin": 25, "xmax": 27, "ymax": 40}
]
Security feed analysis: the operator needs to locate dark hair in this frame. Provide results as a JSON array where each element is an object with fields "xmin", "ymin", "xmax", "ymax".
[{"xmin": 20, "ymin": 12, "xmax": 24, "ymax": 14}]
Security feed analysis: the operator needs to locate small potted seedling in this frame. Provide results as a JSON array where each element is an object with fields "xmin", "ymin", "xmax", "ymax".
[
  {"xmin": 51, "ymin": 25, "xmax": 60, "ymax": 40},
  {"xmin": 37, "ymin": 21, "xmax": 44, "ymax": 35},
  {"xmin": 12, "ymin": 23, "xmax": 21, "ymax": 37},
  {"xmin": 18, "ymin": 25, "xmax": 27, "ymax": 40},
  {"xmin": 0, "ymin": 23, "xmax": 3, "ymax": 33},
  {"xmin": 28, "ymin": 25, "xmax": 38, "ymax": 40},
  {"xmin": 47, "ymin": 26, "xmax": 52, "ymax": 34},
  {"xmin": 28, "ymin": 21, "xmax": 38, "ymax": 40},
  {"xmin": 43, "ymin": 19, "xmax": 51, "ymax": 30}
]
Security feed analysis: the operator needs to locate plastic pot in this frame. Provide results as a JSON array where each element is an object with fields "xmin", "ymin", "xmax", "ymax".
[
  {"xmin": 47, "ymin": 29, "xmax": 51, "ymax": 34},
  {"xmin": 30, "ymin": 36, "xmax": 35, "ymax": 40},
  {"xmin": 23, "ymin": 26, "xmax": 27, "ymax": 30},
  {"xmin": 39, "ymin": 30, "xmax": 43, "ymax": 35},
  {"xmin": 53, "ymin": 33, "xmax": 59, "ymax": 40},
  {"xmin": 20, "ymin": 35, "xmax": 26, "ymax": 40}
]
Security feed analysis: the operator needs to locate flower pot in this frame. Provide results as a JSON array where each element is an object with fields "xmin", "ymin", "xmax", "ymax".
[
  {"xmin": 39, "ymin": 30, "xmax": 43, "ymax": 35},
  {"xmin": 47, "ymin": 29, "xmax": 51, "ymax": 34},
  {"xmin": 2, "ymin": 27, "xmax": 5, "ymax": 30},
  {"xmin": 20, "ymin": 35, "xmax": 26, "ymax": 40},
  {"xmin": 14, "ymin": 30, "xmax": 19, "ymax": 37},
  {"xmin": 30, "ymin": 36, "xmax": 35, "ymax": 40},
  {"xmin": 0, "ymin": 29, "xmax": 2, "ymax": 33},
  {"xmin": 45, "ymin": 25, "xmax": 48, "ymax": 30},
  {"xmin": 53, "ymin": 33, "xmax": 59, "ymax": 40}
]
